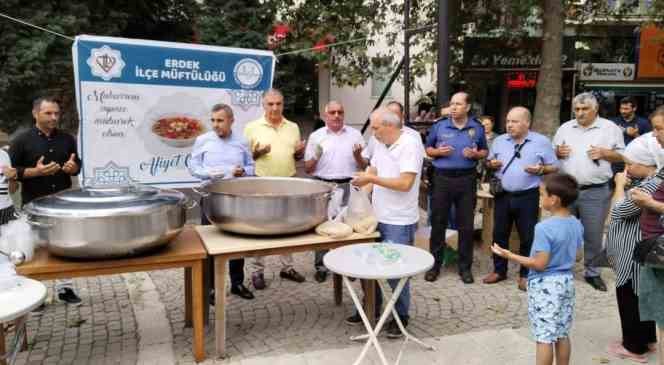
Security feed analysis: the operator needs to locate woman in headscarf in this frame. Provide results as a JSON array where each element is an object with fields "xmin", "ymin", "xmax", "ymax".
[{"xmin": 606, "ymin": 134, "xmax": 660, "ymax": 363}]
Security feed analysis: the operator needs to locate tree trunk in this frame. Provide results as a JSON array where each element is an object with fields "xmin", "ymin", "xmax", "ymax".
[{"xmin": 533, "ymin": 0, "xmax": 565, "ymax": 138}]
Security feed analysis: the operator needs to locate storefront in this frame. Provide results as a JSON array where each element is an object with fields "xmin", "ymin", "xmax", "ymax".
[
  {"xmin": 578, "ymin": 25, "xmax": 664, "ymax": 120},
  {"xmin": 461, "ymin": 37, "xmax": 576, "ymax": 132}
]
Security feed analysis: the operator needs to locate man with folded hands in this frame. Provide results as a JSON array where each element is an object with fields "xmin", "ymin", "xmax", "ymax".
[
  {"xmin": 243, "ymin": 89, "xmax": 307, "ymax": 289},
  {"xmin": 189, "ymin": 102, "xmax": 255, "ymax": 300},
  {"xmin": 304, "ymin": 100, "xmax": 365, "ymax": 283},
  {"xmin": 483, "ymin": 106, "xmax": 558, "ymax": 291}
]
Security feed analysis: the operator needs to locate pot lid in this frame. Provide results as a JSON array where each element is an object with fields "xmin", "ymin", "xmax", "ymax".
[
  {"xmin": 55, "ymin": 185, "xmax": 158, "ymax": 204},
  {"xmin": 23, "ymin": 184, "xmax": 185, "ymax": 218}
]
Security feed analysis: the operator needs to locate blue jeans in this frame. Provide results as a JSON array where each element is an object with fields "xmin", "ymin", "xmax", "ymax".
[{"xmin": 375, "ymin": 222, "xmax": 417, "ymax": 320}]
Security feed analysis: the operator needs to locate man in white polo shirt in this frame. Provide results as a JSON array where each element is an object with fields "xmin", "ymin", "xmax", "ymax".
[
  {"xmin": 349, "ymin": 107, "xmax": 424, "ymax": 338},
  {"xmin": 305, "ymin": 100, "xmax": 365, "ymax": 282},
  {"xmin": 553, "ymin": 92, "xmax": 625, "ymax": 291}
]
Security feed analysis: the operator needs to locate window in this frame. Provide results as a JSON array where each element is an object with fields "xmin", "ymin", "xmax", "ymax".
[{"xmin": 371, "ymin": 67, "xmax": 393, "ymax": 99}]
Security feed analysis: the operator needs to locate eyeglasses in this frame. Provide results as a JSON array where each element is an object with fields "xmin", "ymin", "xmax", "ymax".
[
  {"xmin": 327, "ymin": 110, "xmax": 344, "ymax": 115},
  {"xmin": 210, "ymin": 118, "xmax": 227, "ymax": 123}
]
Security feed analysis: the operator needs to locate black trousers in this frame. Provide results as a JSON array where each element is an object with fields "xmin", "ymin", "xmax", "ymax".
[
  {"xmin": 492, "ymin": 188, "xmax": 539, "ymax": 278},
  {"xmin": 201, "ymin": 201, "xmax": 245, "ymax": 287},
  {"xmin": 616, "ymin": 280, "xmax": 657, "ymax": 354},
  {"xmin": 429, "ymin": 171, "xmax": 477, "ymax": 272}
]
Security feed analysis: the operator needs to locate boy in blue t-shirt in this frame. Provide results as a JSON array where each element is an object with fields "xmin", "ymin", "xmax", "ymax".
[{"xmin": 492, "ymin": 173, "xmax": 584, "ymax": 365}]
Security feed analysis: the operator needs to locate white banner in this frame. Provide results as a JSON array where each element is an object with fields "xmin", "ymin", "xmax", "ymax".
[
  {"xmin": 72, "ymin": 35, "xmax": 275, "ymax": 188},
  {"xmin": 578, "ymin": 63, "xmax": 635, "ymax": 81}
]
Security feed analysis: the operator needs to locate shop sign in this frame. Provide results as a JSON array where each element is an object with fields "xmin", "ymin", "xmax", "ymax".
[
  {"xmin": 73, "ymin": 35, "xmax": 275, "ymax": 187},
  {"xmin": 463, "ymin": 37, "xmax": 575, "ymax": 69},
  {"xmin": 638, "ymin": 25, "xmax": 664, "ymax": 78},
  {"xmin": 578, "ymin": 63, "xmax": 635, "ymax": 81},
  {"xmin": 506, "ymin": 71, "xmax": 538, "ymax": 89}
]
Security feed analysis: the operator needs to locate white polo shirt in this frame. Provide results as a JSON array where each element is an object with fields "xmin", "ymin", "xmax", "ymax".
[
  {"xmin": 552, "ymin": 117, "xmax": 625, "ymax": 185},
  {"xmin": 370, "ymin": 132, "xmax": 424, "ymax": 225},
  {"xmin": 304, "ymin": 126, "xmax": 365, "ymax": 180},
  {"xmin": 362, "ymin": 126, "xmax": 424, "ymax": 161}
]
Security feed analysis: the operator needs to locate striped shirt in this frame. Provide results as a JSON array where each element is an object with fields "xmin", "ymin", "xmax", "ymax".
[{"xmin": 606, "ymin": 171, "xmax": 664, "ymax": 294}]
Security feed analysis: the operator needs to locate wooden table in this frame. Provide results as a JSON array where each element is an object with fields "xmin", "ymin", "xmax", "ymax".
[
  {"xmin": 15, "ymin": 226, "xmax": 208, "ymax": 363},
  {"xmin": 195, "ymin": 226, "xmax": 380, "ymax": 358}
]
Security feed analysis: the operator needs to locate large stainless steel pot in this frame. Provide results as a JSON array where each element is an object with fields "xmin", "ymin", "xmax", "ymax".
[
  {"xmin": 22, "ymin": 184, "xmax": 194, "ymax": 259},
  {"xmin": 195, "ymin": 177, "xmax": 334, "ymax": 235}
]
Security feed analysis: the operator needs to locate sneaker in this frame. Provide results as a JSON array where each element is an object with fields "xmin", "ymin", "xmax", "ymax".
[
  {"xmin": 585, "ymin": 276, "xmax": 607, "ymax": 292},
  {"xmin": 57, "ymin": 288, "xmax": 82, "ymax": 305},
  {"xmin": 386, "ymin": 317, "xmax": 408, "ymax": 339},
  {"xmin": 252, "ymin": 272, "xmax": 266, "ymax": 290},
  {"xmin": 280, "ymin": 268, "xmax": 305, "ymax": 283},
  {"xmin": 314, "ymin": 270, "xmax": 328, "ymax": 283}
]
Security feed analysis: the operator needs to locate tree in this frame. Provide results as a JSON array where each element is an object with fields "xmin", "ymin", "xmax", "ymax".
[
  {"xmin": 533, "ymin": 0, "xmax": 564, "ymax": 137},
  {"xmin": 0, "ymin": 0, "xmax": 199, "ymax": 135}
]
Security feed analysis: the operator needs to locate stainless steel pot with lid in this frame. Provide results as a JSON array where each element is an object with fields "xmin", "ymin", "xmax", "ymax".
[{"xmin": 23, "ymin": 184, "xmax": 194, "ymax": 259}]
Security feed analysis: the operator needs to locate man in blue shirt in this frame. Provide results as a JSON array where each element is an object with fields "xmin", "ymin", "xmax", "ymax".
[
  {"xmin": 189, "ymin": 103, "xmax": 255, "ymax": 301},
  {"xmin": 482, "ymin": 106, "xmax": 559, "ymax": 290},
  {"xmin": 425, "ymin": 92, "xmax": 488, "ymax": 284}
]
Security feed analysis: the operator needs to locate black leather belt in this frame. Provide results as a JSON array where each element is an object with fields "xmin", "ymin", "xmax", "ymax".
[
  {"xmin": 505, "ymin": 187, "xmax": 539, "ymax": 197},
  {"xmin": 435, "ymin": 168, "xmax": 476, "ymax": 177},
  {"xmin": 315, "ymin": 177, "xmax": 352, "ymax": 184},
  {"xmin": 579, "ymin": 182, "xmax": 608, "ymax": 190}
]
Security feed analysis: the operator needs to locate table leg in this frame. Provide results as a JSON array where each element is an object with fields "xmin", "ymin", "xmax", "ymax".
[
  {"xmin": 185, "ymin": 267, "xmax": 193, "ymax": 327},
  {"xmin": 192, "ymin": 260, "xmax": 205, "ymax": 362},
  {"xmin": 214, "ymin": 256, "xmax": 229, "ymax": 358},
  {"xmin": 333, "ymin": 273, "xmax": 342, "ymax": 305},
  {"xmin": 365, "ymin": 280, "xmax": 376, "ymax": 327},
  {"xmin": 0, "ymin": 322, "xmax": 6, "ymax": 365},
  {"xmin": 343, "ymin": 277, "xmax": 388, "ymax": 365}
]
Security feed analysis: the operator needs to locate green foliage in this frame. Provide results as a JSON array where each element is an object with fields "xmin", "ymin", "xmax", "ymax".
[{"xmin": 0, "ymin": 0, "xmax": 198, "ymax": 134}]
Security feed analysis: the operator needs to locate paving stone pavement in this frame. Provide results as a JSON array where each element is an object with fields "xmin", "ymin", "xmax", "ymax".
[
  {"xmin": 5, "ymin": 242, "xmax": 621, "ymax": 365},
  {"xmin": 8, "ymin": 275, "xmax": 139, "ymax": 365},
  {"xmin": 150, "ymin": 243, "xmax": 620, "ymax": 365}
]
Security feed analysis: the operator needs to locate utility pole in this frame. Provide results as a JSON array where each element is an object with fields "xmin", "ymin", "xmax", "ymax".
[
  {"xmin": 404, "ymin": 0, "xmax": 411, "ymax": 122},
  {"xmin": 437, "ymin": 0, "xmax": 450, "ymax": 106}
]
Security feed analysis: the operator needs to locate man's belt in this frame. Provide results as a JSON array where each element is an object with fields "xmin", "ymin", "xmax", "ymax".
[
  {"xmin": 504, "ymin": 187, "xmax": 539, "ymax": 197},
  {"xmin": 435, "ymin": 168, "xmax": 476, "ymax": 177},
  {"xmin": 315, "ymin": 177, "xmax": 352, "ymax": 184},
  {"xmin": 579, "ymin": 182, "xmax": 608, "ymax": 191}
]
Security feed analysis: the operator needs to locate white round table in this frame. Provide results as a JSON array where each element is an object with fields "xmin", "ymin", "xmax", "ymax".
[
  {"xmin": 0, "ymin": 276, "xmax": 47, "ymax": 365},
  {"xmin": 324, "ymin": 243, "xmax": 435, "ymax": 365}
]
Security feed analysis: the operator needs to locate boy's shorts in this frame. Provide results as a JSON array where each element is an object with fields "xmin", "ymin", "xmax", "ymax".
[{"xmin": 528, "ymin": 273, "xmax": 575, "ymax": 344}]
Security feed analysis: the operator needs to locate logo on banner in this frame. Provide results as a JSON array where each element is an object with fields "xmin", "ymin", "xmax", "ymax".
[
  {"xmin": 233, "ymin": 58, "xmax": 263, "ymax": 89},
  {"xmin": 230, "ymin": 90, "xmax": 262, "ymax": 111},
  {"xmin": 91, "ymin": 161, "xmax": 131, "ymax": 185},
  {"xmin": 87, "ymin": 45, "xmax": 126, "ymax": 81}
]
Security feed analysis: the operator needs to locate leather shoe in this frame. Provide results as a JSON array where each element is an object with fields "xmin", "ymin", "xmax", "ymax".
[
  {"xmin": 517, "ymin": 277, "xmax": 527, "ymax": 291},
  {"xmin": 280, "ymin": 268, "xmax": 306, "ymax": 283},
  {"xmin": 585, "ymin": 276, "xmax": 607, "ymax": 292},
  {"xmin": 314, "ymin": 270, "xmax": 328, "ymax": 283},
  {"xmin": 482, "ymin": 272, "xmax": 507, "ymax": 284},
  {"xmin": 459, "ymin": 270, "xmax": 474, "ymax": 284},
  {"xmin": 252, "ymin": 272, "xmax": 266, "ymax": 290},
  {"xmin": 424, "ymin": 266, "xmax": 441, "ymax": 282},
  {"xmin": 230, "ymin": 284, "xmax": 255, "ymax": 300}
]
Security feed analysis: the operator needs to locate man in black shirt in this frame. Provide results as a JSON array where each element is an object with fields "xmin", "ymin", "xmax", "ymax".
[{"xmin": 10, "ymin": 96, "xmax": 82, "ymax": 305}]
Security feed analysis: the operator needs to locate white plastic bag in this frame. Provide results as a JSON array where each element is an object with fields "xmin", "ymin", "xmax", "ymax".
[
  {"xmin": 344, "ymin": 186, "xmax": 378, "ymax": 234},
  {"xmin": 0, "ymin": 215, "xmax": 38, "ymax": 263},
  {"xmin": 327, "ymin": 187, "xmax": 345, "ymax": 221}
]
